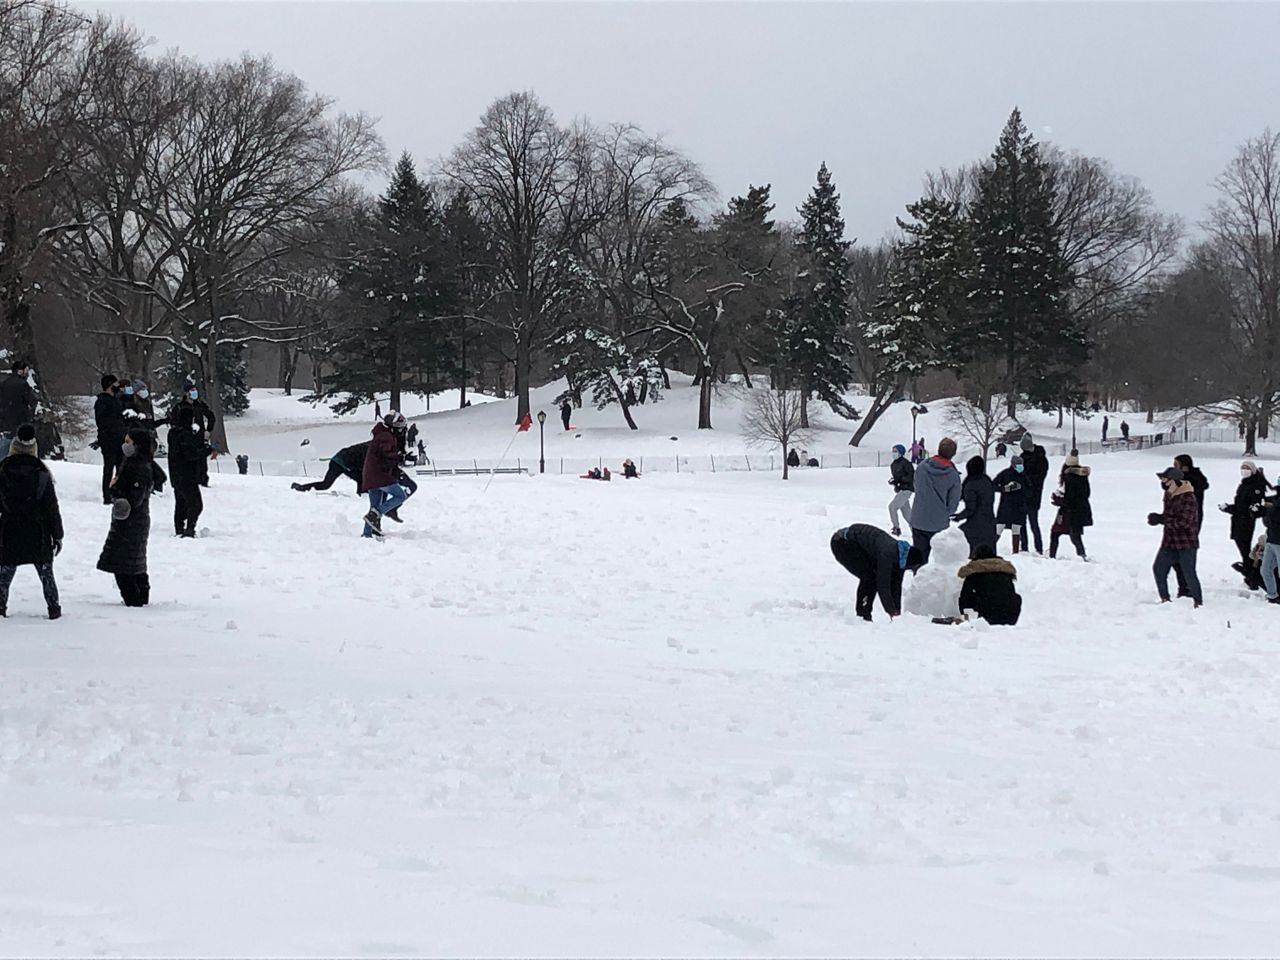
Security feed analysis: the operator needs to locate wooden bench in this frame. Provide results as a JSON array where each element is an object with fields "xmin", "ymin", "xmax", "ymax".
[{"xmin": 414, "ymin": 466, "xmax": 528, "ymax": 477}]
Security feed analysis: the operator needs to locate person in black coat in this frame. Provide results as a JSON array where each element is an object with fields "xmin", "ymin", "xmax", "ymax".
[
  {"xmin": 957, "ymin": 545, "xmax": 1021, "ymax": 625},
  {"xmin": 830, "ymin": 523, "xmax": 924, "ymax": 622},
  {"xmin": 560, "ymin": 400, "xmax": 573, "ymax": 431},
  {"xmin": 0, "ymin": 425, "xmax": 63, "ymax": 619},
  {"xmin": 97, "ymin": 427, "xmax": 167, "ymax": 607},
  {"xmin": 167, "ymin": 404, "xmax": 212, "ymax": 538},
  {"xmin": 887, "ymin": 444, "xmax": 914, "ymax": 536},
  {"xmin": 1050, "ymin": 455, "xmax": 1092, "ymax": 560},
  {"xmin": 952, "ymin": 455, "xmax": 997, "ymax": 559},
  {"xmin": 1221, "ymin": 461, "xmax": 1269, "ymax": 589},
  {"xmin": 1173, "ymin": 453, "xmax": 1210, "ymax": 598},
  {"xmin": 94, "ymin": 374, "xmax": 126, "ymax": 505},
  {"xmin": 0, "ymin": 359, "xmax": 38, "ymax": 446},
  {"xmin": 176, "ymin": 382, "xmax": 216, "ymax": 486},
  {"xmin": 993, "ymin": 456, "xmax": 1029, "ymax": 554},
  {"xmin": 1018, "ymin": 434, "xmax": 1050, "ymax": 554},
  {"xmin": 292, "ymin": 440, "xmax": 370, "ymax": 492}
]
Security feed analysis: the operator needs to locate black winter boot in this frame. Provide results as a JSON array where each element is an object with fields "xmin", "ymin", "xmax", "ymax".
[{"xmin": 48, "ymin": 605, "xmax": 61, "ymax": 620}]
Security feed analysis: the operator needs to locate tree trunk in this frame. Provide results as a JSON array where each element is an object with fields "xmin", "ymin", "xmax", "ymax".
[
  {"xmin": 203, "ymin": 340, "xmax": 229, "ymax": 455},
  {"xmin": 849, "ymin": 380, "xmax": 904, "ymax": 446},
  {"xmin": 1246, "ymin": 420, "xmax": 1258, "ymax": 457},
  {"xmin": 660, "ymin": 366, "xmax": 671, "ymax": 391},
  {"xmin": 639, "ymin": 379, "xmax": 649, "ymax": 405},
  {"xmin": 1006, "ymin": 393, "xmax": 1017, "ymax": 419},
  {"xmin": 390, "ymin": 337, "xmax": 402, "ymax": 413},
  {"xmin": 735, "ymin": 349, "xmax": 752, "ymax": 386},
  {"xmin": 800, "ymin": 387, "xmax": 810, "ymax": 429},
  {"xmin": 514, "ymin": 333, "xmax": 531, "ymax": 424},
  {"xmin": 697, "ymin": 360, "xmax": 714, "ymax": 429},
  {"xmin": 459, "ymin": 336, "xmax": 468, "ymax": 408},
  {"xmin": 781, "ymin": 440, "xmax": 789, "ymax": 480},
  {"xmin": 1146, "ymin": 408, "xmax": 1154, "ymax": 424},
  {"xmin": 1056, "ymin": 406, "xmax": 1064, "ymax": 429}
]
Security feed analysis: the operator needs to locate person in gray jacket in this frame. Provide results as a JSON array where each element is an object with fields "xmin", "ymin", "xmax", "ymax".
[{"xmin": 909, "ymin": 436, "xmax": 962, "ymax": 564}]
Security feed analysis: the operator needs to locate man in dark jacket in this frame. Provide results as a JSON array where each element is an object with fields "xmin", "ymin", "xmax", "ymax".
[
  {"xmin": 957, "ymin": 545, "xmax": 1021, "ymax": 625},
  {"xmin": 0, "ymin": 360, "xmax": 38, "ymax": 454},
  {"xmin": 361, "ymin": 413, "xmax": 409, "ymax": 537},
  {"xmin": 1172, "ymin": 453, "xmax": 1209, "ymax": 597},
  {"xmin": 1221, "ymin": 461, "xmax": 1268, "ymax": 589},
  {"xmin": 830, "ymin": 523, "xmax": 924, "ymax": 622},
  {"xmin": 0, "ymin": 424, "xmax": 63, "ymax": 619},
  {"xmin": 1150, "ymin": 467, "xmax": 1203, "ymax": 607},
  {"xmin": 293, "ymin": 441, "xmax": 370, "ymax": 492},
  {"xmin": 175, "ymin": 381, "xmax": 216, "ymax": 486},
  {"xmin": 94, "ymin": 375, "xmax": 126, "ymax": 505},
  {"xmin": 167, "ymin": 404, "xmax": 212, "ymax": 538},
  {"xmin": 560, "ymin": 400, "xmax": 573, "ymax": 432},
  {"xmin": 908, "ymin": 437, "xmax": 962, "ymax": 563},
  {"xmin": 1019, "ymin": 434, "xmax": 1050, "ymax": 554},
  {"xmin": 887, "ymin": 444, "xmax": 914, "ymax": 536},
  {"xmin": 953, "ymin": 455, "xmax": 996, "ymax": 559}
]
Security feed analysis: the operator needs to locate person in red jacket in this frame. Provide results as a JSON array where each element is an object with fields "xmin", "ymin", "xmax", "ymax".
[
  {"xmin": 1149, "ymin": 466, "xmax": 1203, "ymax": 607},
  {"xmin": 361, "ymin": 413, "xmax": 409, "ymax": 538}
]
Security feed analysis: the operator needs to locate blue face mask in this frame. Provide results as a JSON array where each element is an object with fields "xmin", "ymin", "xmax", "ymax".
[
  {"xmin": 1015, "ymin": 464, "xmax": 1025, "ymax": 473},
  {"xmin": 188, "ymin": 389, "xmax": 199, "ymax": 401},
  {"xmin": 123, "ymin": 386, "xmax": 134, "ymax": 396}
]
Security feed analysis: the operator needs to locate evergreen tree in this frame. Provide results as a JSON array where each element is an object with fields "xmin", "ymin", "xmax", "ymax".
[
  {"xmin": 717, "ymin": 185, "xmax": 783, "ymax": 381},
  {"xmin": 322, "ymin": 152, "xmax": 459, "ymax": 414},
  {"xmin": 217, "ymin": 343, "xmax": 250, "ymax": 417},
  {"xmin": 969, "ymin": 109, "xmax": 1080, "ymax": 416},
  {"xmin": 776, "ymin": 163, "xmax": 857, "ymax": 426}
]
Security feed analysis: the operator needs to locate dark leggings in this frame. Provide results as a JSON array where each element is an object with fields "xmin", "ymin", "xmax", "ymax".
[
  {"xmin": 174, "ymin": 482, "xmax": 203, "ymax": 534},
  {"xmin": 101, "ymin": 444, "xmax": 122, "ymax": 503},
  {"xmin": 294, "ymin": 461, "xmax": 354, "ymax": 492},
  {"xmin": 115, "ymin": 573, "xmax": 150, "ymax": 607},
  {"xmin": 0, "ymin": 562, "xmax": 59, "ymax": 609},
  {"xmin": 1050, "ymin": 529, "xmax": 1087, "ymax": 558}
]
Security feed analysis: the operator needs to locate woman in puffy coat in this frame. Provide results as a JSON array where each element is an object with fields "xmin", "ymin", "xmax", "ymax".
[
  {"xmin": 1050, "ymin": 454, "xmax": 1092, "ymax": 560},
  {"xmin": 992, "ymin": 455, "xmax": 1029, "ymax": 553},
  {"xmin": 1220, "ymin": 461, "xmax": 1268, "ymax": 589},
  {"xmin": 97, "ymin": 427, "xmax": 167, "ymax": 607},
  {"xmin": 952, "ymin": 455, "xmax": 996, "ymax": 559}
]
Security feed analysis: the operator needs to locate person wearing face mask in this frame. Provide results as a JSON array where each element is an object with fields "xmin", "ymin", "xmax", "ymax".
[
  {"xmin": 176, "ymin": 381, "xmax": 216, "ymax": 487},
  {"xmin": 1221, "ymin": 461, "xmax": 1269, "ymax": 589},
  {"xmin": 93, "ymin": 374, "xmax": 126, "ymax": 505},
  {"xmin": 1049, "ymin": 454, "xmax": 1092, "ymax": 561},
  {"xmin": 992, "ymin": 455, "xmax": 1029, "ymax": 554},
  {"xmin": 97, "ymin": 428, "xmax": 167, "ymax": 607},
  {"xmin": 886, "ymin": 444, "xmax": 914, "ymax": 536},
  {"xmin": 167, "ymin": 404, "xmax": 212, "ymax": 538},
  {"xmin": 952, "ymin": 455, "xmax": 996, "ymax": 559},
  {"xmin": 1018, "ymin": 433, "xmax": 1050, "ymax": 554},
  {"xmin": 1170, "ymin": 454, "xmax": 1209, "ymax": 598},
  {"xmin": 1149, "ymin": 466, "xmax": 1203, "ymax": 608},
  {"xmin": 120, "ymin": 379, "xmax": 168, "ymax": 433}
]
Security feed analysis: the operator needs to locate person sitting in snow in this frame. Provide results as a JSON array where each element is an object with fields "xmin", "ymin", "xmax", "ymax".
[
  {"xmin": 829, "ymin": 523, "xmax": 925, "ymax": 622},
  {"xmin": 786, "ymin": 448, "xmax": 800, "ymax": 469},
  {"xmin": 622, "ymin": 458, "xmax": 639, "ymax": 479},
  {"xmin": 957, "ymin": 544, "xmax": 1021, "ymax": 626}
]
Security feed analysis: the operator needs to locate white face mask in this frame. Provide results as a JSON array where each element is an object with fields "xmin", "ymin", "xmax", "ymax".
[
  {"xmin": 138, "ymin": 389, "xmax": 149, "ymax": 399},
  {"xmin": 122, "ymin": 441, "xmax": 137, "ymax": 458},
  {"xmin": 1242, "ymin": 468, "xmax": 1254, "ymax": 478}
]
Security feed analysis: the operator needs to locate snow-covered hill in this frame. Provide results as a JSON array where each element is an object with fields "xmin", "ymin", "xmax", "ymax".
[{"xmin": 2, "ymin": 440, "xmax": 1279, "ymax": 954}]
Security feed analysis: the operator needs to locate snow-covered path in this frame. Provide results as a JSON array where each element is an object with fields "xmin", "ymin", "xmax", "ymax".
[{"xmin": 2, "ymin": 448, "xmax": 1279, "ymax": 956}]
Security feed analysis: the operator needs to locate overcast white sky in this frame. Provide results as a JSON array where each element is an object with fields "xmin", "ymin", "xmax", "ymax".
[{"xmin": 94, "ymin": 1, "xmax": 1280, "ymax": 243}]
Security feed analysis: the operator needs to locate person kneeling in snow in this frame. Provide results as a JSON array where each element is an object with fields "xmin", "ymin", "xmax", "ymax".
[
  {"xmin": 622, "ymin": 458, "xmax": 639, "ymax": 479},
  {"xmin": 957, "ymin": 545, "xmax": 1022, "ymax": 626},
  {"xmin": 830, "ymin": 523, "xmax": 924, "ymax": 622}
]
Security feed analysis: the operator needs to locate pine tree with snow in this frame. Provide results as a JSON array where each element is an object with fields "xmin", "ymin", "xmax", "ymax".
[
  {"xmin": 776, "ymin": 163, "xmax": 856, "ymax": 426},
  {"xmin": 216, "ymin": 343, "xmax": 250, "ymax": 417},
  {"xmin": 322, "ymin": 152, "xmax": 459, "ymax": 414},
  {"xmin": 969, "ymin": 109, "xmax": 1080, "ymax": 416}
]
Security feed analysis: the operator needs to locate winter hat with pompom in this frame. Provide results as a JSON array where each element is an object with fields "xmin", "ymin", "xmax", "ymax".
[{"xmin": 10, "ymin": 423, "xmax": 37, "ymax": 457}]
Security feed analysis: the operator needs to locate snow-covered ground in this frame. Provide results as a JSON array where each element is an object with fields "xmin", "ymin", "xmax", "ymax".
[{"xmin": 4, "ymin": 420, "xmax": 1280, "ymax": 955}]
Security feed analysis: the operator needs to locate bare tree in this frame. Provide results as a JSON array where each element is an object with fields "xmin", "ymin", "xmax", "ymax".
[
  {"xmin": 945, "ymin": 374, "xmax": 1014, "ymax": 459},
  {"xmin": 443, "ymin": 92, "xmax": 592, "ymax": 424},
  {"xmin": 741, "ymin": 385, "xmax": 814, "ymax": 480}
]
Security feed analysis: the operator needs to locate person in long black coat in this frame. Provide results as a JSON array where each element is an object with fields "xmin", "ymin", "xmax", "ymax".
[
  {"xmin": 957, "ymin": 545, "xmax": 1022, "ymax": 625},
  {"xmin": 0, "ymin": 424, "xmax": 63, "ymax": 619},
  {"xmin": 830, "ymin": 523, "xmax": 924, "ymax": 621},
  {"xmin": 1221, "ymin": 461, "xmax": 1268, "ymax": 589},
  {"xmin": 1050, "ymin": 455, "xmax": 1093, "ymax": 560},
  {"xmin": 952, "ymin": 455, "xmax": 997, "ymax": 559},
  {"xmin": 993, "ymin": 456, "xmax": 1029, "ymax": 553},
  {"xmin": 94, "ymin": 374, "xmax": 126, "ymax": 505},
  {"xmin": 167, "ymin": 404, "xmax": 212, "ymax": 538},
  {"xmin": 97, "ymin": 428, "xmax": 167, "ymax": 607}
]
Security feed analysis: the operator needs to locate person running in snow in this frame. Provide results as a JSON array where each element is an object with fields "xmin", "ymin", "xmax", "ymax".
[
  {"xmin": 952, "ymin": 455, "xmax": 996, "ymax": 559},
  {"xmin": 292, "ymin": 441, "xmax": 369, "ymax": 493},
  {"xmin": 957, "ymin": 544, "xmax": 1021, "ymax": 626},
  {"xmin": 97, "ymin": 427, "xmax": 166, "ymax": 607},
  {"xmin": 887, "ymin": 444, "xmax": 914, "ymax": 536},
  {"xmin": 1049, "ymin": 454, "xmax": 1092, "ymax": 560},
  {"xmin": 560, "ymin": 399, "xmax": 572, "ymax": 432},
  {"xmin": 1254, "ymin": 488, "xmax": 1280, "ymax": 605},
  {"xmin": 1221, "ymin": 461, "xmax": 1268, "ymax": 590},
  {"xmin": 1018, "ymin": 433, "xmax": 1049, "ymax": 554},
  {"xmin": 1171, "ymin": 453, "xmax": 1210, "ymax": 598},
  {"xmin": 167, "ymin": 404, "xmax": 212, "ymax": 538},
  {"xmin": 1150, "ymin": 466, "xmax": 1203, "ymax": 608},
  {"xmin": 992, "ymin": 455, "xmax": 1029, "ymax": 554},
  {"xmin": 0, "ymin": 424, "xmax": 64, "ymax": 619},
  {"xmin": 361, "ymin": 413, "xmax": 409, "ymax": 538},
  {"xmin": 829, "ymin": 523, "xmax": 924, "ymax": 622},
  {"xmin": 93, "ymin": 375, "xmax": 126, "ymax": 505},
  {"xmin": 908, "ymin": 437, "xmax": 962, "ymax": 564}
]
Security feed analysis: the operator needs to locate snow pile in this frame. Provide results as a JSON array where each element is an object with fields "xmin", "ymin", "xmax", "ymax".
[{"xmin": 904, "ymin": 525, "xmax": 969, "ymax": 617}]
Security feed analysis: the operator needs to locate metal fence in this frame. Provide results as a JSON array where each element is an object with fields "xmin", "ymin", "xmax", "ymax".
[{"xmin": 212, "ymin": 425, "xmax": 1243, "ymax": 479}]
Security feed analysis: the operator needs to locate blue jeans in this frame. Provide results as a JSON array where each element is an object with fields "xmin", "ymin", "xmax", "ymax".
[
  {"xmin": 362, "ymin": 483, "xmax": 408, "ymax": 537},
  {"xmin": 1262, "ymin": 543, "xmax": 1280, "ymax": 599}
]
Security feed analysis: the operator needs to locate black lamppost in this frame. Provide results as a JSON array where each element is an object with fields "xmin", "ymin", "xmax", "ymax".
[
  {"xmin": 910, "ymin": 404, "xmax": 928, "ymax": 446},
  {"xmin": 536, "ymin": 410, "xmax": 547, "ymax": 474}
]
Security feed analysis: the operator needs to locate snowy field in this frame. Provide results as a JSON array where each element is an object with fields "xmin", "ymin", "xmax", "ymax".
[{"xmin": 8, "ymin": 397, "xmax": 1280, "ymax": 955}]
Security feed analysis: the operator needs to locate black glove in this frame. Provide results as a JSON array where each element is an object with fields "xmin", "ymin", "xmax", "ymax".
[
  {"xmin": 1218, "ymin": 503, "xmax": 1233, "ymax": 514},
  {"xmin": 53, "ymin": 540, "xmax": 62, "ymax": 557},
  {"xmin": 1147, "ymin": 512, "xmax": 1163, "ymax": 526},
  {"xmin": 89, "ymin": 440, "xmax": 100, "ymax": 451}
]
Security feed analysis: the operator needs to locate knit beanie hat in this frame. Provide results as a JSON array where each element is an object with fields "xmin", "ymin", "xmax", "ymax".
[
  {"xmin": 1242, "ymin": 461, "xmax": 1257, "ymax": 474},
  {"xmin": 10, "ymin": 423, "xmax": 37, "ymax": 457},
  {"xmin": 1020, "ymin": 433, "xmax": 1035, "ymax": 452},
  {"xmin": 1011, "ymin": 455, "xmax": 1024, "ymax": 467},
  {"xmin": 1065, "ymin": 454, "xmax": 1080, "ymax": 467}
]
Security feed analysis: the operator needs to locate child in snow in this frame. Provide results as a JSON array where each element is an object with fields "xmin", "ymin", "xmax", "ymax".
[
  {"xmin": 97, "ymin": 427, "xmax": 166, "ymax": 607},
  {"xmin": 830, "ymin": 523, "xmax": 924, "ymax": 622},
  {"xmin": 886, "ymin": 444, "xmax": 914, "ymax": 536},
  {"xmin": 1149, "ymin": 466, "xmax": 1202, "ymax": 608},
  {"xmin": 957, "ymin": 545, "xmax": 1021, "ymax": 626},
  {"xmin": 0, "ymin": 424, "xmax": 64, "ymax": 619},
  {"xmin": 992, "ymin": 455, "xmax": 1029, "ymax": 553}
]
